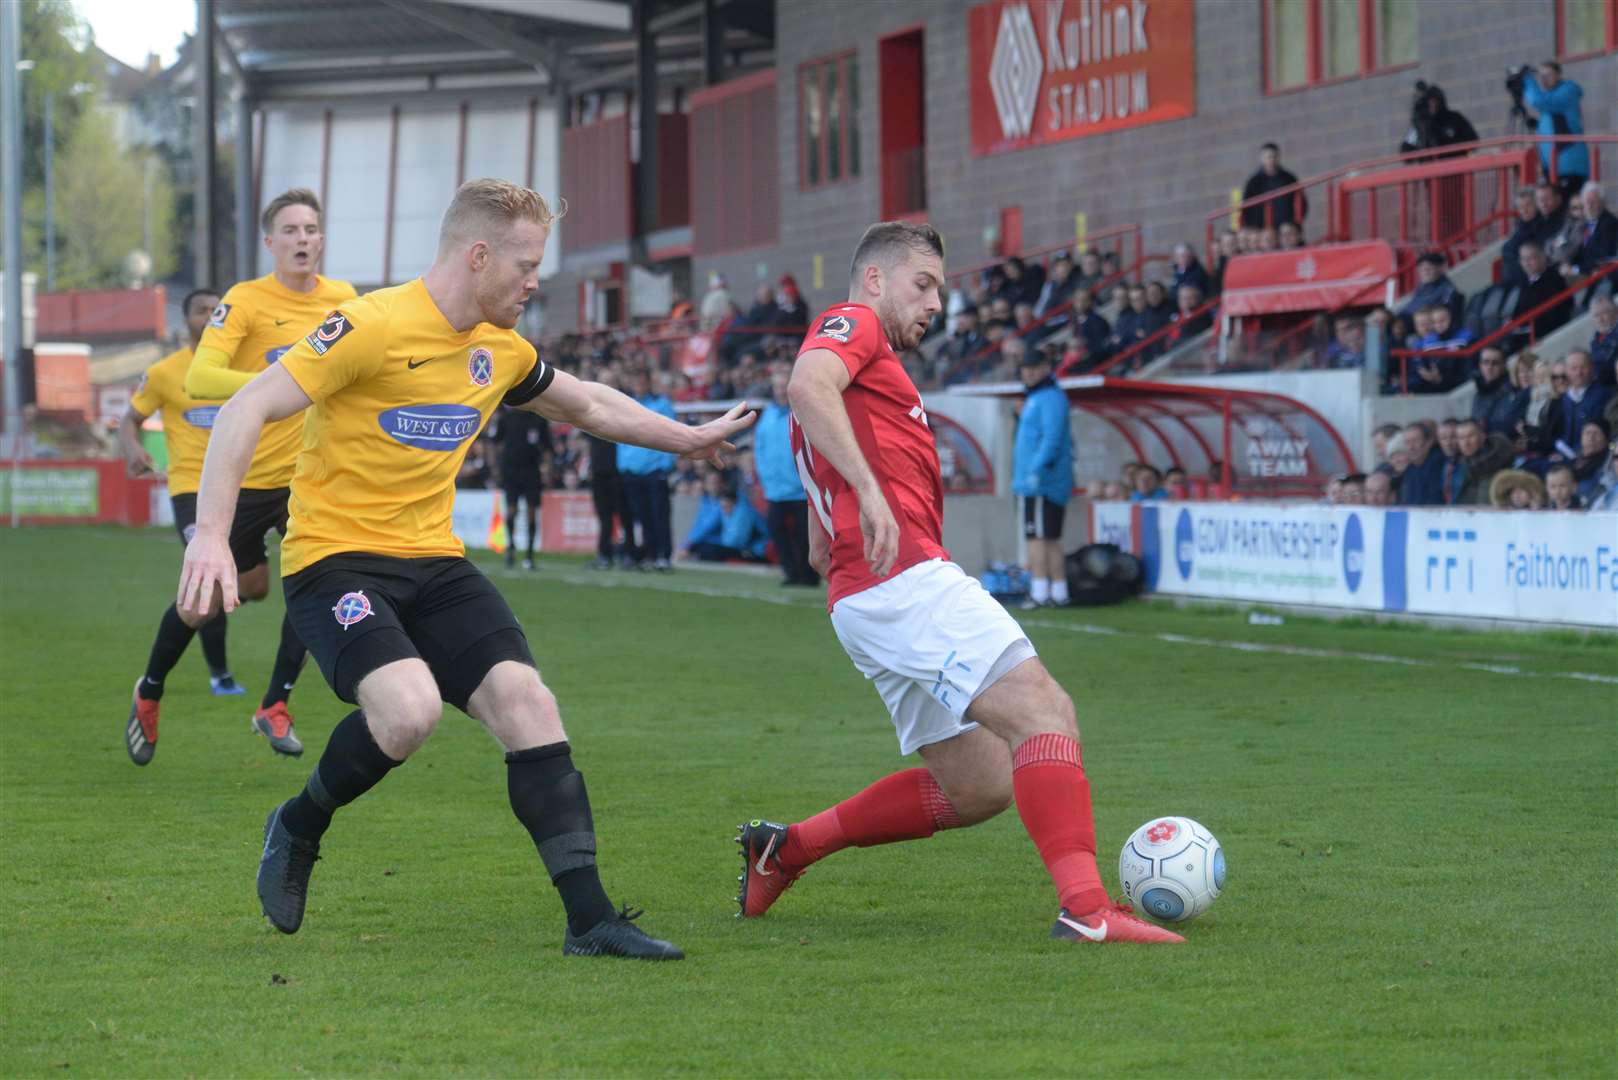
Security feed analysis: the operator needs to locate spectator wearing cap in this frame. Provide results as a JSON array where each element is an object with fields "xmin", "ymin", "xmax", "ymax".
[
  {"xmin": 1170, "ymin": 244, "xmax": 1212, "ymax": 299},
  {"xmin": 1554, "ymin": 350, "xmax": 1613, "ymax": 456},
  {"xmin": 699, "ymin": 271, "xmax": 733, "ymax": 329},
  {"xmin": 1326, "ymin": 314, "xmax": 1366, "ymax": 369},
  {"xmin": 1448, "ymin": 419, "xmax": 1513, "ymax": 504},
  {"xmin": 1571, "ymin": 419, "xmax": 1612, "ymax": 500},
  {"xmin": 1399, "ymin": 253, "xmax": 1465, "ymax": 327},
  {"xmin": 775, "ymin": 275, "xmax": 809, "ymax": 334},
  {"xmin": 1397, "ymin": 421, "xmax": 1446, "ymax": 505},
  {"xmin": 1241, "ymin": 142, "xmax": 1305, "ymax": 229},
  {"xmin": 1012, "ymin": 347, "xmax": 1074, "ymax": 608},
  {"xmin": 1471, "ymin": 346, "xmax": 1525, "ymax": 439},
  {"xmin": 1568, "ymin": 183, "xmax": 1618, "ymax": 276},
  {"xmin": 1589, "ymin": 294, "xmax": 1618, "ymax": 387},
  {"xmin": 1544, "ymin": 463, "xmax": 1582, "ymax": 510}
]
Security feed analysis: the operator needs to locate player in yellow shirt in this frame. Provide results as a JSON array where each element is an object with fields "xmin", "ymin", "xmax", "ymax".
[
  {"xmin": 117, "ymin": 288, "xmax": 246, "ymax": 763},
  {"xmin": 170, "ymin": 187, "xmax": 357, "ymax": 759},
  {"xmin": 179, "ymin": 179, "xmax": 753, "ymax": 959}
]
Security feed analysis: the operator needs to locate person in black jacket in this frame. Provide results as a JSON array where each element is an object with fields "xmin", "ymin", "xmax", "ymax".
[
  {"xmin": 1241, "ymin": 143, "xmax": 1305, "ymax": 229},
  {"xmin": 1399, "ymin": 83, "xmax": 1478, "ymax": 156},
  {"xmin": 491, "ymin": 405, "xmax": 552, "ymax": 570},
  {"xmin": 1470, "ymin": 347, "xmax": 1526, "ymax": 439},
  {"xmin": 1170, "ymin": 244, "xmax": 1212, "ymax": 299},
  {"xmin": 1500, "ymin": 188, "xmax": 1541, "ymax": 287},
  {"xmin": 1509, "ymin": 242, "xmax": 1572, "ymax": 349}
]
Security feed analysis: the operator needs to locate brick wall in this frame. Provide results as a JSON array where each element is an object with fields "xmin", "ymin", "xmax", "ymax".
[{"xmin": 542, "ymin": 0, "xmax": 1614, "ymax": 335}]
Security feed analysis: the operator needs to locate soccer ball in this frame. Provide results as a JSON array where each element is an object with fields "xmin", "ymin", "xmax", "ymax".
[{"xmin": 1118, "ymin": 817, "xmax": 1224, "ymax": 922}]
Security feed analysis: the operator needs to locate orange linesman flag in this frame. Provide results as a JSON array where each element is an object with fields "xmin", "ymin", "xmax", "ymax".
[{"xmin": 488, "ymin": 500, "xmax": 508, "ymax": 554}]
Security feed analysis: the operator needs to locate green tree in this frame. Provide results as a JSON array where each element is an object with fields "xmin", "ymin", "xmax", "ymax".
[
  {"xmin": 18, "ymin": 0, "xmax": 95, "ymax": 191},
  {"xmin": 51, "ymin": 108, "xmax": 176, "ymax": 288}
]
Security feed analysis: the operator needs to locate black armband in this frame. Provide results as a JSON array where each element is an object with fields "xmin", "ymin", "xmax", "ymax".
[{"xmin": 504, "ymin": 359, "xmax": 555, "ymax": 406}]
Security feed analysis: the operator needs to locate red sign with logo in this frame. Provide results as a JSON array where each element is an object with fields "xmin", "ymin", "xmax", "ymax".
[
  {"xmin": 539, "ymin": 490, "xmax": 600, "ymax": 553},
  {"xmin": 968, "ymin": 0, "xmax": 1195, "ymax": 156}
]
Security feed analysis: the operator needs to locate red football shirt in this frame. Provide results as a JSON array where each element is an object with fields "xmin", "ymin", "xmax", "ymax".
[{"xmin": 790, "ymin": 303, "xmax": 947, "ymax": 609}]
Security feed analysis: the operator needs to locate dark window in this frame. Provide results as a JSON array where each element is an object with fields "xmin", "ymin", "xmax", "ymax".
[{"xmin": 799, "ymin": 51, "xmax": 858, "ymax": 189}]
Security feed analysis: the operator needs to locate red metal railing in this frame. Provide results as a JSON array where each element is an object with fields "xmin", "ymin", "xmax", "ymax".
[
  {"xmin": 1386, "ymin": 260, "xmax": 1618, "ymax": 393},
  {"xmin": 1057, "ymin": 296, "xmax": 1222, "ymax": 377},
  {"xmin": 1205, "ymin": 135, "xmax": 1614, "ymax": 267}
]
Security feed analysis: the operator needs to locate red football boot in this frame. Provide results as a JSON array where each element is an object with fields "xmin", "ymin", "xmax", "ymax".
[
  {"xmin": 734, "ymin": 819, "xmax": 803, "ymax": 918},
  {"xmin": 125, "ymin": 680, "xmax": 159, "ymax": 766},
  {"xmin": 1051, "ymin": 900, "xmax": 1187, "ymax": 944}
]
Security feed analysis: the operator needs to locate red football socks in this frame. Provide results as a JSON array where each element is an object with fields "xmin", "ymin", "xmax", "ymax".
[
  {"xmin": 1011, "ymin": 732, "xmax": 1109, "ymax": 916},
  {"xmin": 780, "ymin": 767, "xmax": 960, "ymax": 873}
]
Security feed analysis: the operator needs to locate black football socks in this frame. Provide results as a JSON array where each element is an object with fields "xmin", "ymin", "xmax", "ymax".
[
  {"xmin": 140, "ymin": 603, "xmax": 199, "ymax": 701},
  {"xmin": 261, "ymin": 613, "xmax": 308, "ymax": 711},
  {"xmin": 506, "ymin": 742, "xmax": 616, "ymax": 935},
  {"xmin": 197, "ymin": 613, "xmax": 229, "ymax": 678},
  {"xmin": 280, "ymin": 710, "xmax": 401, "ymax": 842}
]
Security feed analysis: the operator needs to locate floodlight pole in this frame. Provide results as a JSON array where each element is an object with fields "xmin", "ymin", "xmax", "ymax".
[
  {"xmin": 193, "ymin": 0, "xmax": 217, "ymax": 286},
  {"xmin": 43, "ymin": 91, "xmax": 54, "ymax": 291},
  {"xmin": 2, "ymin": 0, "xmax": 27, "ymax": 524}
]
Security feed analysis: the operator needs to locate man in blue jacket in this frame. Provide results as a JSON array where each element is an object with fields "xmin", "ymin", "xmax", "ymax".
[
  {"xmin": 1523, "ymin": 62, "xmax": 1587, "ymax": 199},
  {"xmin": 1012, "ymin": 350, "xmax": 1073, "ymax": 608},
  {"xmin": 618, "ymin": 369, "xmax": 678, "ymax": 570},
  {"xmin": 1397, "ymin": 422, "xmax": 1447, "ymax": 505},
  {"xmin": 680, "ymin": 478, "xmax": 768, "ymax": 562},
  {"xmin": 754, "ymin": 364, "xmax": 819, "ymax": 585}
]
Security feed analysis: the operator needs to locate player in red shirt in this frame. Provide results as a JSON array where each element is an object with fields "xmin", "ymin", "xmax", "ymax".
[{"xmin": 735, "ymin": 222, "xmax": 1182, "ymax": 944}]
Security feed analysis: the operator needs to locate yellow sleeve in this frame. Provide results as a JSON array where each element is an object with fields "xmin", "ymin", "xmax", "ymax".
[
  {"xmin": 276, "ymin": 307, "xmax": 383, "ymax": 404},
  {"xmin": 185, "ymin": 344, "xmax": 257, "ymax": 397},
  {"xmin": 129, "ymin": 366, "xmax": 165, "ymax": 416}
]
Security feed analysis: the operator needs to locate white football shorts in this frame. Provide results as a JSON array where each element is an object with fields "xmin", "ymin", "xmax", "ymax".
[{"xmin": 830, "ymin": 558, "xmax": 1038, "ymax": 756}]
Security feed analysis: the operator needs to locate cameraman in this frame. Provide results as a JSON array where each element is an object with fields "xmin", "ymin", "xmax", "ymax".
[
  {"xmin": 1520, "ymin": 61, "xmax": 1588, "ymax": 199},
  {"xmin": 1399, "ymin": 82, "xmax": 1477, "ymax": 157}
]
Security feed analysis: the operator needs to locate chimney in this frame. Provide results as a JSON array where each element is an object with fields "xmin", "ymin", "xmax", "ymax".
[{"xmin": 145, "ymin": 52, "xmax": 161, "ymax": 76}]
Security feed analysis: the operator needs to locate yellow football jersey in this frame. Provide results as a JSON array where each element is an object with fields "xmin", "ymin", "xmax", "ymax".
[
  {"xmin": 275, "ymin": 279, "xmax": 551, "ymax": 575},
  {"xmin": 196, "ymin": 273, "xmax": 357, "ymax": 489},
  {"xmin": 130, "ymin": 347, "xmax": 224, "ymax": 497}
]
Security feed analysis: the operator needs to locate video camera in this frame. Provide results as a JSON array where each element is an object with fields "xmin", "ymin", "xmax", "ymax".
[{"xmin": 1504, "ymin": 64, "xmax": 1533, "ymax": 112}]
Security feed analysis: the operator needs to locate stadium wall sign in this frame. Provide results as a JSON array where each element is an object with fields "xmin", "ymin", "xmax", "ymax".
[
  {"xmin": 968, "ymin": 0, "xmax": 1196, "ymax": 156},
  {"xmin": 1091, "ymin": 501, "xmax": 1618, "ymax": 628}
]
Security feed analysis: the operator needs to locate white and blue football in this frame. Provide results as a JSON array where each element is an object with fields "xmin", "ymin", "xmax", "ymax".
[{"xmin": 1119, "ymin": 816, "xmax": 1224, "ymax": 922}]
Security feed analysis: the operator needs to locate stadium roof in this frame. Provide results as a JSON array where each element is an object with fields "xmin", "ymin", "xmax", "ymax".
[{"xmin": 213, "ymin": 0, "xmax": 776, "ymax": 103}]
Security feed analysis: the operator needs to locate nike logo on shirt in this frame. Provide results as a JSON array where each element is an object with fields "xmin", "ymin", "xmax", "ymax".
[
  {"xmin": 406, "ymin": 357, "xmax": 435, "ymax": 369},
  {"xmin": 273, "ymin": 318, "xmax": 290, "ymax": 326}
]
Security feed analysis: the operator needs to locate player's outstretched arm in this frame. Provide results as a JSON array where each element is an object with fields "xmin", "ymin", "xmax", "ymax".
[
  {"xmin": 178, "ymin": 366, "xmax": 313, "ymax": 622},
  {"xmin": 789, "ymin": 349, "xmax": 898, "ymax": 576},
  {"xmin": 520, "ymin": 367, "xmax": 755, "ymax": 467},
  {"xmin": 184, "ymin": 344, "xmax": 256, "ymax": 399},
  {"xmin": 117, "ymin": 406, "xmax": 158, "ymax": 479}
]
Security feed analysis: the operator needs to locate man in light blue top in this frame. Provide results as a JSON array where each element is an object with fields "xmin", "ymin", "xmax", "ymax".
[
  {"xmin": 1523, "ymin": 61, "xmax": 1587, "ymax": 200},
  {"xmin": 754, "ymin": 363, "xmax": 819, "ymax": 585},
  {"xmin": 1011, "ymin": 348, "xmax": 1074, "ymax": 609},
  {"xmin": 680, "ymin": 476, "xmax": 769, "ymax": 562},
  {"xmin": 618, "ymin": 369, "xmax": 679, "ymax": 570}
]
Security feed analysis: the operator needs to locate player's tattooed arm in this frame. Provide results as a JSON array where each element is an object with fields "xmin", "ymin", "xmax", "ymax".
[{"xmin": 521, "ymin": 367, "xmax": 755, "ymax": 466}]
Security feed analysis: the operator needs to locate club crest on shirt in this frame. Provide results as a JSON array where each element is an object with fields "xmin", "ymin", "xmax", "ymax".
[
  {"xmin": 331, "ymin": 590, "xmax": 373, "ymax": 629},
  {"xmin": 305, "ymin": 311, "xmax": 356, "ymax": 356},
  {"xmin": 207, "ymin": 302, "xmax": 232, "ymax": 329},
  {"xmin": 468, "ymin": 347, "xmax": 494, "ymax": 387},
  {"xmin": 815, "ymin": 314, "xmax": 855, "ymax": 343}
]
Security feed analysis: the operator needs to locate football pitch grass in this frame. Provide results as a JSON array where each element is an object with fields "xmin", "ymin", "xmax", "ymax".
[{"xmin": 2, "ymin": 525, "xmax": 1614, "ymax": 1077}]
